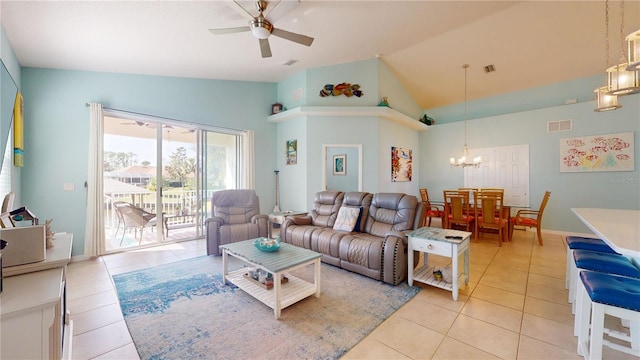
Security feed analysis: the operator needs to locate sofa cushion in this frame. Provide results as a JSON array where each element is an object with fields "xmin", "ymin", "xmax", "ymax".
[
  {"xmin": 310, "ymin": 191, "xmax": 345, "ymax": 227},
  {"xmin": 342, "ymin": 192, "xmax": 373, "ymax": 232},
  {"xmin": 333, "ymin": 206, "xmax": 361, "ymax": 232},
  {"xmin": 365, "ymin": 193, "xmax": 418, "ymax": 237}
]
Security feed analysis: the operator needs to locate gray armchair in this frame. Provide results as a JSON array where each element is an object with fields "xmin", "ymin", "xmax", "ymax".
[{"xmin": 205, "ymin": 189, "xmax": 268, "ymax": 255}]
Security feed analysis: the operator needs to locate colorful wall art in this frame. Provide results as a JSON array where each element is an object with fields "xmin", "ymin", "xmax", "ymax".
[
  {"xmin": 13, "ymin": 91, "xmax": 24, "ymax": 167},
  {"xmin": 286, "ymin": 139, "xmax": 297, "ymax": 165},
  {"xmin": 391, "ymin": 146, "xmax": 412, "ymax": 182},
  {"xmin": 319, "ymin": 83, "xmax": 363, "ymax": 97},
  {"xmin": 560, "ymin": 132, "xmax": 634, "ymax": 172}
]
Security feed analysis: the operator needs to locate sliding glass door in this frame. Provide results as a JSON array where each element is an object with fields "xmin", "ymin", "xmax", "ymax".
[
  {"xmin": 103, "ymin": 116, "xmax": 163, "ymax": 251},
  {"xmin": 103, "ymin": 114, "xmax": 244, "ymax": 252}
]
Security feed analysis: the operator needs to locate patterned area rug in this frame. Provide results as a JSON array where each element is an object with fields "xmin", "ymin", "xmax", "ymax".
[{"xmin": 113, "ymin": 255, "xmax": 420, "ymax": 359}]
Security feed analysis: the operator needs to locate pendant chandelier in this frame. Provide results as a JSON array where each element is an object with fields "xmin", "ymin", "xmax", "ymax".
[
  {"xmin": 450, "ymin": 64, "xmax": 481, "ymax": 168},
  {"xmin": 627, "ymin": 29, "xmax": 640, "ymax": 71},
  {"xmin": 606, "ymin": 0, "xmax": 640, "ymax": 96},
  {"xmin": 595, "ymin": 0, "xmax": 622, "ymax": 111}
]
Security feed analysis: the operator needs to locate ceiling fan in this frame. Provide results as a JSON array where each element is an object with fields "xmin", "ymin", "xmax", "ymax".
[{"xmin": 209, "ymin": 0, "xmax": 314, "ymax": 58}]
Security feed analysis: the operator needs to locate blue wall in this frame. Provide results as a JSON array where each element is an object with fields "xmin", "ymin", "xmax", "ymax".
[
  {"xmin": 19, "ymin": 68, "xmax": 277, "ymax": 256},
  {"xmin": 421, "ymin": 93, "xmax": 640, "ymax": 234}
]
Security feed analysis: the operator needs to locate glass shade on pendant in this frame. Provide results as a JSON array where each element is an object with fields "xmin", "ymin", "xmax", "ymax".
[
  {"xmin": 606, "ymin": 63, "xmax": 640, "ymax": 95},
  {"xmin": 626, "ymin": 30, "xmax": 640, "ymax": 71},
  {"xmin": 594, "ymin": 86, "xmax": 622, "ymax": 112}
]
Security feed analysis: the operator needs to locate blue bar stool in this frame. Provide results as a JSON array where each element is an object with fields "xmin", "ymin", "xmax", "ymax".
[
  {"xmin": 565, "ymin": 236, "xmax": 618, "ymax": 289},
  {"xmin": 575, "ymin": 270, "xmax": 640, "ymax": 359},
  {"xmin": 569, "ymin": 250, "xmax": 640, "ymax": 314}
]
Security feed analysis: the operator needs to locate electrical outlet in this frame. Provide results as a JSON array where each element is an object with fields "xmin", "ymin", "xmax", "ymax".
[{"xmin": 63, "ymin": 183, "xmax": 75, "ymax": 191}]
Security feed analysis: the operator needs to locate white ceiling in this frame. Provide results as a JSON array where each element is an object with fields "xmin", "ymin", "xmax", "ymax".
[{"xmin": 2, "ymin": 1, "xmax": 639, "ymax": 109}]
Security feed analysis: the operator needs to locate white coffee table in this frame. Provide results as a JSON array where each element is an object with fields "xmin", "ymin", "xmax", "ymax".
[
  {"xmin": 407, "ymin": 227, "xmax": 471, "ymax": 301},
  {"xmin": 220, "ymin": 239, "xmax": 322, "ymax": 319}
]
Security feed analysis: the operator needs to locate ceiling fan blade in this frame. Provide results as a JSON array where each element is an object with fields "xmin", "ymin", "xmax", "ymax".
[
  {"xmin": 226, "ymin": 0, "xmax": 255, "ymax": 21},
  {"xmin": 264, "ymin": 0, "xmax": 300, "ymax": 23},
  {"xmin": 271, "ymin": 28, "xmax": 313, "ymax": 46},
  {"xmin": 259, "ymin": 38, "xmax": 272, "ymax": 58},
  {"xmin": 209, "ymin": 26, "xmax": 251, "ymax": 35}
]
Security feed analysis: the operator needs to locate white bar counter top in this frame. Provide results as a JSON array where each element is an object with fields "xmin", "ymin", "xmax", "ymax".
[{"xmin": 571, "ymin": 208, "xmax": 640, "ymax": 259}]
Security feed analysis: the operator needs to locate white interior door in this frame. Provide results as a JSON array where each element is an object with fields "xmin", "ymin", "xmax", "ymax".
[{"xmin": 464, "ymin": 144, "xmax": 530, "ymax": 207}]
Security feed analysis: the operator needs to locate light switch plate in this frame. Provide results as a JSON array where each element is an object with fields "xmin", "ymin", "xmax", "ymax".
[{"xmin": 63, "ymin": 183, "xmax": 75, "ymax": 191}]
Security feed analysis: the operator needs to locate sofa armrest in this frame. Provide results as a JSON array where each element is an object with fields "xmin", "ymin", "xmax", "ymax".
[
  {"xmin": 205, "ymin": 216, "xmax": 225, "ymax": 255},
  {"xmin": 284, "ymin": 215, "xmax": 313, "ymax": 226},
  {"xmin": 381, "ymin": 234, "xmax": 410, "ymax": 285},
  {"xmin": 385, "ymin": 230, "xmax": 408, "ymax": 245}
]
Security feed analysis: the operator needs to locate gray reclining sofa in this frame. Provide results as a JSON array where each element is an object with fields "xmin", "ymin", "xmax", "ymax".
[{"xmin": 280, "ymin": 191, "xmax": 425, "ymax": 285}]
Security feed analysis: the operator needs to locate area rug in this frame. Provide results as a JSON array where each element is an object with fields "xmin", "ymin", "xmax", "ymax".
[{"xmin": 113, "ymin": 255, "xmax": 420, "ymax": 359}]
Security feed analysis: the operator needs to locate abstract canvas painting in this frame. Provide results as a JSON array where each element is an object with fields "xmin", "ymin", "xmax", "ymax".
[
  {"xmin": 560, "ymin": 132, "xmax": 634, "ymax": 172},
  {"xmin": 391, "ymin": 146, "xmax": 412, "ymax": 182}
]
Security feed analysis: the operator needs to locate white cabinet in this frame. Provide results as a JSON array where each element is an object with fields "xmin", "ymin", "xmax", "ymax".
[
  {"xmin": 1, "ymin": 268, "xmax": 71, "ymax": 359},
  {"xmin": 1, "ymin": 233, "xmax": 73, "ymax": 359}
]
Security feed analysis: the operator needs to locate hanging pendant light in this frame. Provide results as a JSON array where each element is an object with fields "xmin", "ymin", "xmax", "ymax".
[
  {"xmin": 450, "ymin": 64, "xmax": 481, "ymax": 168},
  {"xmin": 595, "ymin": 0, "xmax": 622, "ymax": 111},
  {"xmin": 607, "ymin": 63, "xmax": 640, "ymax": 95},
  {"xmin": 627, "ymin": 29, "xmax": 640, "ymax": 71},
  {"xmin": 594, "ymin": 86, "xmax": 622, "ymax": 111},
  {"xmin": 607, "ymin": 0, "xmax": 640, "ymax": 95}
]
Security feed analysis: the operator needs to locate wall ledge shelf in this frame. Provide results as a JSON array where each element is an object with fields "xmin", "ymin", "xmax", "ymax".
[{"xmin": 267, "ymin": 106, "xmax": 429, "ymax": 132}]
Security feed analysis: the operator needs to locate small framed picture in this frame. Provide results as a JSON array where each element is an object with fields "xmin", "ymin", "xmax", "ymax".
[
  {"xmin": 0, "ymin": 212, "xmax": 14, "ymax": 228},
  {"xmin": 271, "ymin": 103, "xmax": 283, "ymax": 115},
  {"xmin": 333, "ymin": 154, "xmax": 346, "ymax": 175}
]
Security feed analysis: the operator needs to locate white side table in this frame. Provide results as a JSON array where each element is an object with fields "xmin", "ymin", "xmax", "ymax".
[
  {"xmin": 407, "ymin": 227, "xmax": 471, "ymax": 301},
  {"xmin": 268, "ymin": 210, "xmax": 307, "ymax": 238}
]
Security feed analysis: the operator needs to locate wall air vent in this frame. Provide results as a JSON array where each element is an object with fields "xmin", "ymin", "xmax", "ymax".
[
  {"xmin": 547, "ymin": 119, "xmax": 572, "ymax": 132},
  {"xmin": 484, "ymin": 64, "xmax": 496, "ymax": 73}
]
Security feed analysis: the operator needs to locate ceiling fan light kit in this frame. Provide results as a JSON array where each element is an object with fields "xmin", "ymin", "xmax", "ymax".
[{"xmin": 209, "ymin": 0, "xmax": 314, "ymax": 58}]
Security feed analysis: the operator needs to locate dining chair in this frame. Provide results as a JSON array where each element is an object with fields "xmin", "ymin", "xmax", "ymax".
[
  {"xmin": 458, "ymin": 187, "xmax": 479, "ymax": 217},
  {"xmin": 476, "ymin": 191, "xmax": 508, "ymax": 246},
  {"xmin": 419, "ymin": 188, "xmax": 444, "ymax": 227},
  {"xmin": 509, "ymin": 191, "xmax": 551, "ymax": 245},
  {"xmin": 443, "ymin": 190, "xmax": 475, "ymax": 239}
]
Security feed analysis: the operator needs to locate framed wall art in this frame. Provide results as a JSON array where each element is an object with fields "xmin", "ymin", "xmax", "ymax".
[
  {"xmin": 333, "ymin": 154, "xmax": 346, "ymax": 175},
  {"xmin": 391, "ymin": 146, "xmax": 412, "ymax": 182},
  {"xmin": 560, "ymin": 132, "xmax": 634, "ymax": 172},
  {"xmin": 286, "ymin": 139, "xmax": 297, "ymax": 165},
  {"xmin": 271, "ymin": 103, "xmax": 283, "ymax": 115}
]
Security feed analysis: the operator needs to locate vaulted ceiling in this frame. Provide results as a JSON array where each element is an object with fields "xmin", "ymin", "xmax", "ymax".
[{"xmin": 2, "ymin": 1, "xmax": 639, "ymax": 109}]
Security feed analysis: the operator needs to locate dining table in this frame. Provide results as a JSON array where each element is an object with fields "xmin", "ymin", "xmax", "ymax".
[{"xmin": 571, "ymin": 208, "xmax": 640, "ymax": 260}]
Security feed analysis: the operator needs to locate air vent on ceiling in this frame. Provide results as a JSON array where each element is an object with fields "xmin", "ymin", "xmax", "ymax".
[
  {"xmin": 547, "ymin": 119, "xmax": 572, "ymax": 132},
  {"xmin": 283, "ymin": 59, "xmax": 298, "ymax": 66}
]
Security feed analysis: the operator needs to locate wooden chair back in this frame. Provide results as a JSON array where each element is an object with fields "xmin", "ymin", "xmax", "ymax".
[
  {"xmin": 443, "ymin": 190, "xmax": 474, "ymax": 233},
  {"xmin": 537, "ymin": 191, "xmax": 551, "ymax": 222},
  {"xmin": 477, "ymin": 192, "xmax": 505, "ymax": 226}
]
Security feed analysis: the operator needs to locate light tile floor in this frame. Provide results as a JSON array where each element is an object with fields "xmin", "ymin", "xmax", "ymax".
[{"xmin": 66, "ymin": 226, "xmax": 635, "ymax": 359}]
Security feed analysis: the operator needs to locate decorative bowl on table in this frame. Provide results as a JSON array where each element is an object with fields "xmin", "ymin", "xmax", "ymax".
[{"xmin": 253, "ymin": 237, "xmax": 281, "ymax": 252}]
